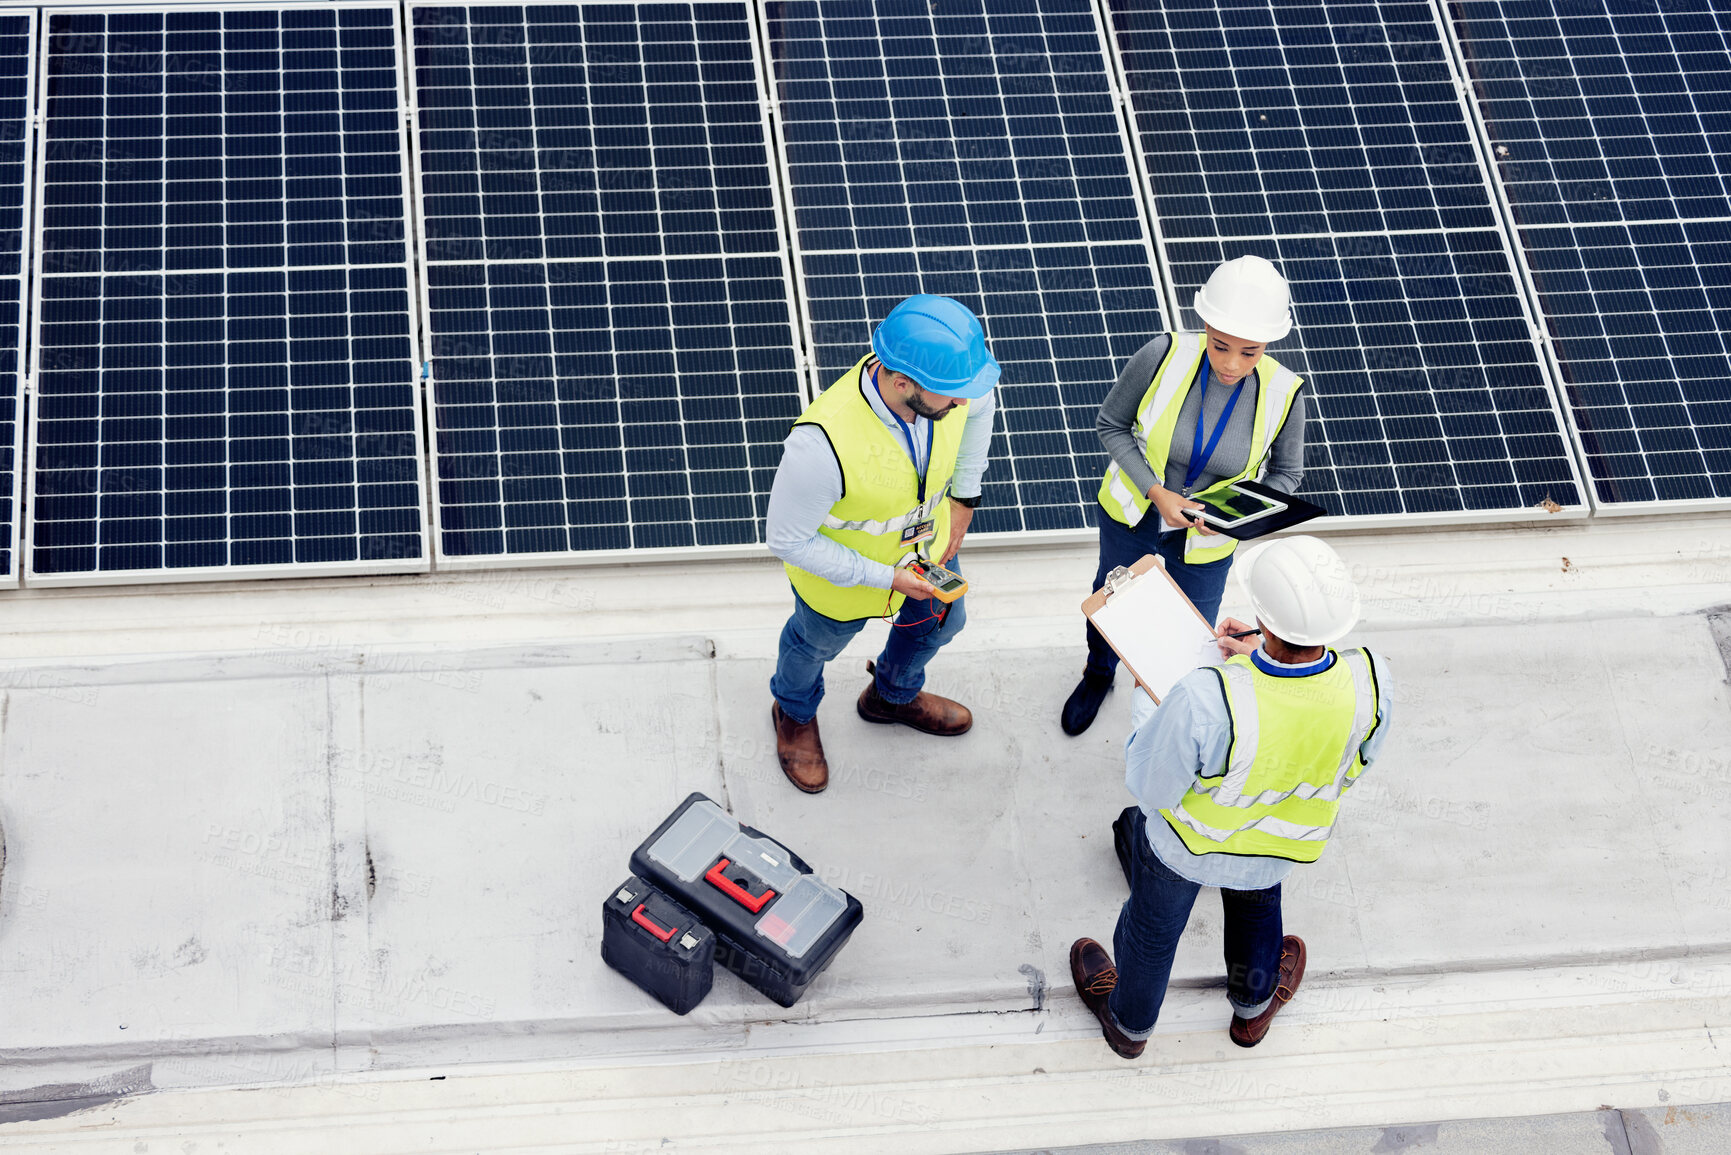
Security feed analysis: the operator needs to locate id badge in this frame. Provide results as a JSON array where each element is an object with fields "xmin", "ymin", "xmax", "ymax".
[{"xmin": 900, "ymin": 518, "xmax": 935, "ymax": 547}]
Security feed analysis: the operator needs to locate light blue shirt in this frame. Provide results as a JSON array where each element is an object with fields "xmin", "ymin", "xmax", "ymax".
[
  {"xmin": 1125, "ymin": 646, "xmax": 1396, "ymax": 890},
  {"xmin": 764, "ymin": 368, "xmax": 996, "ymax": 590}
]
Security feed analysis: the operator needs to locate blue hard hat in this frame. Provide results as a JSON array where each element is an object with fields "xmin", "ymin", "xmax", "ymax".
[{"xmin": 870, "ymin": 295, "xmax": 1000, "ymax": 399}]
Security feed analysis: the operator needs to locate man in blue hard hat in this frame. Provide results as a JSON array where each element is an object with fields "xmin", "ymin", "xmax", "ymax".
[{"xmin": 763, "ymin": 295, "xmax": 1000, "ymax": 794}]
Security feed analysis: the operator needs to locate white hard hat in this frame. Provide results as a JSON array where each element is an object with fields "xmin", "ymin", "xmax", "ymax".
[
  {"xmin": 1193, "ymin": 255, "xmax": 1292, "ymax": 343},
  {"xmin": 1235, "ymin": 535, "xmax": 1360, "ymax": 646}
]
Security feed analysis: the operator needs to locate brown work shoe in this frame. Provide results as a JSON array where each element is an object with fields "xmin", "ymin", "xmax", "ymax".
[
  {"xmin": 856, "ymin": 678, "xmax": 972, "ymax": 736},
  {"xmin": 772, "ymin": 704, "xmax": 828, "ymax": 794},
  {"xmin": 1229, "ymin": 935, "xmax": 1307, "ymax": 1048},
  {"xmin": 1069, "ymin": 938, "xmax": 1145, "ymax": 1060}
]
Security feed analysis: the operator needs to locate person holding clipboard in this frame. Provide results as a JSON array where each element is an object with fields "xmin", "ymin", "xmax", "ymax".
[
  {"xmin": 1061, "ymin": 256, "xmax": 1309, "ymax": 736},
  {"xmin": 763, "ymin": 296, "xmax": 999, "ymax": 795}
]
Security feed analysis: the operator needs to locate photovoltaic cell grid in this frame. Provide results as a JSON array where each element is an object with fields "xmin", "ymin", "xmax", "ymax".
[
  {"xmin": 768, "ymin": 0, "xmax": 1168, "ymax": 533},
  {"xmin": 412, "ymin": 4, "xmax": 803, "ymax": 556},
  {"xmin": 0, "ymin": 15, "xmax": 29, "ymax": 585},
  {"xmin": 1112, "ymin": 0, "xmax": 1500, "ymax": 238},
  {"xmin": 1519, "ymin": 220, "xmax": 1731, "ymax": 503},
  {"xmin": 1108, "ymin": 0, "xmax": 1582, "ymax": 516},
  {"xmin": 1453, "ymin": 0, "xmax": 1731, "ymax": 227},
  {"xmin": 29, "ymin": 6, "xmax": 426, "ymax": 580},
  {"xmin": 1454, "ymin": 0, "xmax": 1731, "ymax": 506}
]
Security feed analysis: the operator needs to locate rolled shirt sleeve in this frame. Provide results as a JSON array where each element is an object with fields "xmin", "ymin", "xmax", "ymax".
[
  {"xmin": 764, "ymin": 425, "xmax": 897, "ymax": 591},
  {"xmin": 1123, "ymin": 669, "xmax": 1233, "ymax": 812},
  {"xmin": 948, "ymin": 388, "xmax": 996, "ymax": 500}
]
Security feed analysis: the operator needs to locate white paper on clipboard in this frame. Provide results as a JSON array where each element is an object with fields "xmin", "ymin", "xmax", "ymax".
[{"xmin": 1084, "ymin": 556, "xmax": 1221, "ymax": 703}]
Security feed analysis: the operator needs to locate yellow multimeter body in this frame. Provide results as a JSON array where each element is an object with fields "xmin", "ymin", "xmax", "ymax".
[{"xmin": 908, "ymin": 558, "xmax": 968, "ymax": 603}]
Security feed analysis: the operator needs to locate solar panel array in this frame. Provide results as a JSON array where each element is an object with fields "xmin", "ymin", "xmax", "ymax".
[
  {"xmin": 28, "ymin": 5, "xmax": 427, "ymax": 582},
  {"xmin": 766, "ymin": 0, "xmax": 1168, "ymax": 533},
  {"xmin": 1453, "ymin": 0, "xmax": 1731, "ymax": 505},
  {"xmin": 1110, "ymin": 0, "xmax": 1584, "ymax": 517},
  {"xmin": 3, "ymin": 0, "xmax": 1728, "ymax": 587},
  {"xmin": 411, "ymin": 3, "xmax": 804, "ymax": 558},
  {"xmin": 0, "ymin": 13, "xmax": 30, "ymax": 587}
]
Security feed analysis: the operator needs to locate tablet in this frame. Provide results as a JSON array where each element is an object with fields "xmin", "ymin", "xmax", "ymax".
[{"xmin": 1188, "ymin": 479, "xmax": 1325, "ymax": 540}]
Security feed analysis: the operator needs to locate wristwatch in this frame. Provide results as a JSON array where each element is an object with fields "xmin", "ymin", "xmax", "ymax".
[{"xmin": 950, "ymin": 493, "xmax": 981, "ymax": 509}]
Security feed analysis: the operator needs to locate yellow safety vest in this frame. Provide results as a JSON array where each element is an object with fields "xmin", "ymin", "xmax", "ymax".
[
  {"xmin": 1162, "ymin": 649, "xmax": 1382, "ymax": 863},
  {"xmin": 784, "ymin": 356, "xmax": 966, "ymax": 621},
  {"xmin": 1097, "ymin": 331, "xmax": 1304, "ymax": 565}
]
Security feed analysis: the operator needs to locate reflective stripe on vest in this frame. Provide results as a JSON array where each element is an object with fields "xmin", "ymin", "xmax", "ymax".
[
  {"xmin": 783, "ymin": 356, "xmax": 967, "ymax": 621},
  {"xmin": 1097, "ymin": 332, "xmax": 1303, "ymax": 566},
  {"xmin": 1161, "ymin": 648, "xmax": 1381, "ymax": 862}
]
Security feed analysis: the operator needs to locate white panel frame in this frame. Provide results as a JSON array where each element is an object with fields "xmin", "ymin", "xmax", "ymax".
[
  {"xmin": 1433, "ymin": 0, "xmax": 1731, "ymax": 518},
  {"xmin": 407, "ymin": 0, "xmax": 807, "ymax": 571},
  {"xmin": 1092, "ymin": 0, "xmax": 1592, "ymax": 530},
  {"xmin": 23, "ymin": 1, "xmax": 433, "ymax": 588},
  {"xmin": 0, "ymin": 7, "xmax": 35, "ymax": 589}
]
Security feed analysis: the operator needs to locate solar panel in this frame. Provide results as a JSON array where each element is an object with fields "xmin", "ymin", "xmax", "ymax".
[
  {"xmin": 0, "ymin": 13, "xmax": 30, "ymax": 588},
  {"xmin": 1453, "ymin": 0, "xmax": 1731, "ymax": 228},
  {"xmin": 1450, "ymin": 0, "xmax": 1731, "ymax": 509},
  {"xmin": 766, "ymin": 0, "xmax": 1170, "ymax": 534},
  {"xmin": 27, "ymin": 5, "xmax": 428, "ymax": 584},
  {"xmin": 1519, "ymin": 219, "xmax": 1731, "ymax": 504},
  {"xmin": 411, "ymin": 2, "xmax": 804, "ymax": 561},
  {"xmin": 1108, "ymin": 0, "xmax": 1586, "ymax": 518}
]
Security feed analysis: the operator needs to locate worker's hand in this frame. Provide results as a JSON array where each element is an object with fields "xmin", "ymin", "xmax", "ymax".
[
  {"xmin": 940, "ymin": 498, "xmax": 974, "ymax": 565},
  {"xmin": 1147, "ymin": 484, "xmax": 1206, "ymax": 531},
  {"xmin": 1214, "ymin": 616, "xmax": 1260, "ymax": 659},
  {"xmin": 891, "ymin": 565, "xmax": 936, "ymax": 601}
]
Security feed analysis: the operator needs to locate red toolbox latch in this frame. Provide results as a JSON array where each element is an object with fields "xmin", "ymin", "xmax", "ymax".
[
  {"xmin": 630, "ymin": 903, "xmax": 677, "ymax": 943},
  {"xmin": 705, "ymin": 858, "xmax": 776, "ymax": 913}
]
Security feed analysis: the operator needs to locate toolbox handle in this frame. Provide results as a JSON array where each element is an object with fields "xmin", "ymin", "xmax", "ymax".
[
  {"xmin": 705, "ymin": 858, "xmax": 776, "ymax": 913},
  {"xmin": 630, "ymin": 903, "xmax": 677, "ymax": 943}
]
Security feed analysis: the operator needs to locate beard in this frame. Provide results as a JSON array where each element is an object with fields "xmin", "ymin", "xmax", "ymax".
[{"xmin": 908, "ymin": 392, "xmax": 957, "ymax": 420}]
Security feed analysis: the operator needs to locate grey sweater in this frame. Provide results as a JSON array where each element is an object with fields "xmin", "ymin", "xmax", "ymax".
[{"xmin": 1096, "ymin": 333, "xmax": 1307, "ymax": 501}]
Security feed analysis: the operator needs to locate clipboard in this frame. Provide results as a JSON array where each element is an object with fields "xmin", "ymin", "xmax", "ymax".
[{"xmin": 1082, "ymin": 554, "xmax": 1221, "ymax": 703}]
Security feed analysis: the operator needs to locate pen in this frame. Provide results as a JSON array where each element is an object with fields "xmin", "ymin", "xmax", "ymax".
[{"xmin": 1222, "ymin": 628, "xmax": 1261, "ymax": 639}]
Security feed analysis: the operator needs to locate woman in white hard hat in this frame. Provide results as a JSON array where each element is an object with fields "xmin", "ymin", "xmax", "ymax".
[{"xmin": 1061, "ymin": 255, "xmax": 1308, "ymax": 736}]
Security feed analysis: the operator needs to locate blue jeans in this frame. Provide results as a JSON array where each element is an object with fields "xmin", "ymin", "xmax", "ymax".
[
  {"xmin": 1107, "ymin": 806, "xmax": 1283, "ymax": 1040},
  {"xmin": 1085, "ymin": 503, "xmax": 1234, "ymax": 680},
  {"xmin": 770, "ymin": 559, "xmax": 967, "ymax": 725}
]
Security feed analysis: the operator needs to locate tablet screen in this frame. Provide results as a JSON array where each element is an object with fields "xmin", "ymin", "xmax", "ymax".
[{"xmin": 1195, "ymin": 487, "xmax": 1281, "ymax": 522}]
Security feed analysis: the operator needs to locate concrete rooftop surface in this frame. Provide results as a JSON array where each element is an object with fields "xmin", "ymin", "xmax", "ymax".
[{"xmin": 0, "ymin": 513, "xmax": 1729, "ymax": 1152}]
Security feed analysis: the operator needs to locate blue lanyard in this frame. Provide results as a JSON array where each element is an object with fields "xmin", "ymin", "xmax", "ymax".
[
  {"xmin": 1183, "ymin": 358, "xmax": 1245, "ymax": 496},
  {"xmin": 872, "ymin": 367, "xmax": 933, "ymax": 502}
]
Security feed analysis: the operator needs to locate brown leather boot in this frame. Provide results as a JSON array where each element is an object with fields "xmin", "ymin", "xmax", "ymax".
[
  {"xmin": 1069, "ymin": 938, "xmax": 1145, "ymax": 1059},
  {"xmin": 1229, "ymin": 935, "xmax": 1306, "ymax": 1048},
  {"xmin": 772, "ymin": 704, "xmax": 828, "ymax": 794},
  {"xmin": 856, "ymin": 679, "xmax": 972, "ymax": 735}
]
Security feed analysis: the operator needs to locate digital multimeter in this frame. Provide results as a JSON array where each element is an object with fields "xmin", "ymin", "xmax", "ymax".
[{"xmin": 907, "ymin": 558, "xmax": 968, "ymax": 603}]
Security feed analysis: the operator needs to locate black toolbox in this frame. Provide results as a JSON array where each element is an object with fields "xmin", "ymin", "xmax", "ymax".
[
  {"xmin": 601, "ymin": 874, "xmax": 716, "ymax": 1015},
  {"xmin": 629, "ymin": 793, "xmax": 863, "ymax": 1007}
]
